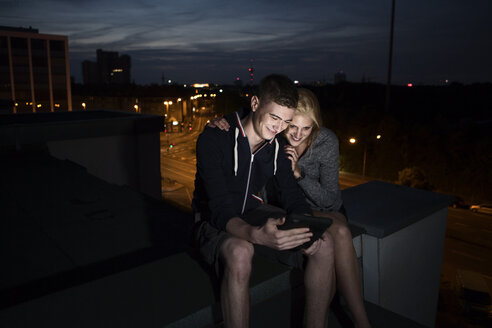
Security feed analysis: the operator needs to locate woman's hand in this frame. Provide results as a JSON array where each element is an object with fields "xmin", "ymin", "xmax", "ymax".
[
  {"xmin": 303, "ymin": 238, "xmax": 322, "ymax": 256},
  {"xmin": 208, "ymin": 117, "xmax": 229, "ymax": 131},
  {"xmin": 284, "ymin": 145, "xmax": 302, "ymax": 179}
]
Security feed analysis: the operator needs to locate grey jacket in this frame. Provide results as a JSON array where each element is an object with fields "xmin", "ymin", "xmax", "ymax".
[{"xmin": 296, "ymin": 127, "xmax": 343, "ymax": 212}]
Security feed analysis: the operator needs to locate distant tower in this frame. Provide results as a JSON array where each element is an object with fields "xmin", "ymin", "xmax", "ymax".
[
  {"xmin": 234, "ymin": 77, "xmax": 243, "ymax": 88},
  {"xmin": 248, "ymin": 59, "xmax": 254, "ymax": 86},
  {"xmin": 334, "ymin": 69, "xmax": 346, "ymax": 84}
]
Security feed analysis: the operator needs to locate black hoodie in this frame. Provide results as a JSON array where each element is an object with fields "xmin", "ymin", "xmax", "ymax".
[{"xmin": 193, "ymin": 111, "xmax": 312, "ymax": 231}]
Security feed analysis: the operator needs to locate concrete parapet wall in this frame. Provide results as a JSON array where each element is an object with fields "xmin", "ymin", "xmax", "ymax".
[
  {"xmin": 0, "ymin": 110, "xmax": 164, "ymax": 199},
  {"xmin": 342, "ymin": 180, "xmax": 452, "ymax": 327}
]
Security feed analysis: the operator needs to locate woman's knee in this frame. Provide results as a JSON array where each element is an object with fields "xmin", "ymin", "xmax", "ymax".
[{"xmin": 331, "ymin": 221, "xmax": 353, "ymax": 243}]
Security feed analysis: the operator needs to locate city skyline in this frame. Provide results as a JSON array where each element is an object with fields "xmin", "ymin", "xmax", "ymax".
[{"xmin": 2, "ymin": 0, "xmax": 491, "ymax": 85}]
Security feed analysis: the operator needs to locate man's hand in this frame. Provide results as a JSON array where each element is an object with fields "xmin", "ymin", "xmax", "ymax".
[
  {"xmin": 284, "ymin": 145, "xmax": 302, "ymax": 179},
  {"xmin": 253, "ymin": 217, "xmax": 312, "ymax": 250},
  {"xmin": 208, "ymin": 117, "xmax": 230, "ymax": 131}
]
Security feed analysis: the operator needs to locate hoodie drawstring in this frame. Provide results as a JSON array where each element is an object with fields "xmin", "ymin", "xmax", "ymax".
[
  {"xmin": 234, "ymin": 125, "xmax": 279, "ymax": 176},
  {"xmin": 273, "ymin": 139, "xmax": 279, "ymax": 175},
  {"xmin": 234, "ymin": 127, "xmax": 239, "ymax": 176}
]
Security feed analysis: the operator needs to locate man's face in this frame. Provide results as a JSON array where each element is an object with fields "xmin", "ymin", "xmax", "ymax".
[{"xmin": 251, "ymin": 96, "xmax": 295, "ymax": 141}]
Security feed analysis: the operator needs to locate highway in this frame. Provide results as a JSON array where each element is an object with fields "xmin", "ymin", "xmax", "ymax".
[{"xmin": 160, "ymin": 113, "xmax": 209, "ymax": 209}]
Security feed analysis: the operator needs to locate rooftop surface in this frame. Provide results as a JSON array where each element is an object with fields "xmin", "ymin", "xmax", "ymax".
[{"xmin": 0, "ymin": 149, "xmax": 192, "ymax": 309}]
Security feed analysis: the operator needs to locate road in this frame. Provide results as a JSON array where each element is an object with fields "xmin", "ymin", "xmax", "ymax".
[
  {"xmin": 442, "ymin": 207, "xmax": 492, "ymax": 287},
  {"xmin": 438, "ymin": 208, "xmax": 492, "ymax": 327},
  {"xmin": 160, "ymin": 113, "xmax": 210, "ymax": 209}
]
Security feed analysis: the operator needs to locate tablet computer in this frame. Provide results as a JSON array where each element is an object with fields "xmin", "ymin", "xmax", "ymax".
[
  {"xmin": 278, "ymin": 213, "xmax": 333, "ymax": 250},
  {"xmin": 243, "ymin": 205, "xmax": 332, "ymax": 251}
]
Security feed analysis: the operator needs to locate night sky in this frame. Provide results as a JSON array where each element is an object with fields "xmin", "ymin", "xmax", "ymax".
[{"xmin": 2, "ymin": 0, "xmax": 491, "ymax": 85}]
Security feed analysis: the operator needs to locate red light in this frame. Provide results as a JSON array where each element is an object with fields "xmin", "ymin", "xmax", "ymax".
[
  {"xmin": 407, "ymin": 83, "xmax": 413, "ymax": 87},
  {"xmin": 189, "ymin": 127, "xmax": 192, "ymax": 131}
]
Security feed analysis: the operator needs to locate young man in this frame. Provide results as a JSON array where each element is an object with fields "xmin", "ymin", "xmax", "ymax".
[{"xmin": 193, "ymin": 74, "xmax": 335, "ymax": 328}]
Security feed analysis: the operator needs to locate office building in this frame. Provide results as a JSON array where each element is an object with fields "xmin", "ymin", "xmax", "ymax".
[
  {"xmin": 82, "ymin": 49, "xmax": 131, "ymax": 85},
  {"xmin": 0, "ymin": 26, "xmax": 72, "ymax": 113}
]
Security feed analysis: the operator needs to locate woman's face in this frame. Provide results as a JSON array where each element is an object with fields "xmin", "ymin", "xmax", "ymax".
[{"xmin": 284, "ymin": 113, "xmax": 314, "ymax": 147}]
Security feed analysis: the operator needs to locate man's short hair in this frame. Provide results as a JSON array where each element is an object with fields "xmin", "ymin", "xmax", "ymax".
[{"xmin": 258, "ymin": 74, "xmax": 298, "ymax": 109}]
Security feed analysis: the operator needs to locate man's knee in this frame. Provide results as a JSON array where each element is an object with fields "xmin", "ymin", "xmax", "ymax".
[{"xmin": 221, "ymin": 238, "xmax": 254, "ymax": 278}]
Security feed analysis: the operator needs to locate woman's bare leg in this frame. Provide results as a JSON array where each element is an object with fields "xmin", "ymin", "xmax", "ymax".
[
  {"xmin": 316, "ymin": 211, "xmax": 371, "ymax": 328},
  {"xmin": 304, "ymin": 231, "xmax": 336, "ymax": 328}
]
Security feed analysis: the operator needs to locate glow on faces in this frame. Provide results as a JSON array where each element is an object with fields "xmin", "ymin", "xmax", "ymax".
[
  {"xmin": 285, "ymin": 114, "xmax": 314, "ymax": 147},
  {"xmin": 252, "ymin": 99, "xmax": 295, "ymax": 140}
]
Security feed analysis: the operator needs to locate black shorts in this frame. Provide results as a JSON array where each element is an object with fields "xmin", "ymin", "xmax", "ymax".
[{"xmin": 193, "ymin": 204, "xmax": 305, "ymax": 276}]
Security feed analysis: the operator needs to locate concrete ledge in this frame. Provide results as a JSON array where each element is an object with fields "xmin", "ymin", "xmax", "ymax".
[
  {"xmin": 343, "ymin": 180, "xmax": 450, "ymax": 327},
  {"xmin": 0, "ymin": 252, "xmax": 292, "ymax": 328},
  {"xmin": 0, "ymin": 155, "xmax": 447, "ymax": 327},
  {"xmin": 342, "ymin": 180, "xmax": 453, "ymax": 238},
  {"xmin": 0, "ymin": 110, "xmax": 163, "ymax": 145},
  {"xmin": 0, "ymin": 111, "xmax": 164, "ymax": 199},
  {"xmin": 349, "ymin": 224, "xmax": 365, "ymax": 258}
]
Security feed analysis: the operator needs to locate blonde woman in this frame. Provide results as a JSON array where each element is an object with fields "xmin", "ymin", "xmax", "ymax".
[{"xmin": 280, "ymin": 88, "xmax": 370, "ymax": 328}]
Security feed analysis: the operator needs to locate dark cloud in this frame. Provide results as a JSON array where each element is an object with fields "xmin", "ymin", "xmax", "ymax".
[{"xmin": 3, "ymin": 0, "xmax": 491, "ymax": 85}]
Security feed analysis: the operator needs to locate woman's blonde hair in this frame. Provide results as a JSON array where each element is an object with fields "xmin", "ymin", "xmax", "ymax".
[{"xmin": 294, "ymin": 88, "xmax": 323, "ymax": 146}]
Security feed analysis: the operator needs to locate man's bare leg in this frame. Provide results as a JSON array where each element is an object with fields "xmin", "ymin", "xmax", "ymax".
[
  {"xmin": 220, "ymin": 237, "xmax": 254, "ymax": 328},
  {"xmin": 304, "ymin": 231, "xmax": 336, "ymax": 328}
]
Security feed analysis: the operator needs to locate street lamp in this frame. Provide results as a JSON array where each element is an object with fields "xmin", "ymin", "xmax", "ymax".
[{"xmin": 349, "ymin": 135, "xmax": 382, "ymax": 177}]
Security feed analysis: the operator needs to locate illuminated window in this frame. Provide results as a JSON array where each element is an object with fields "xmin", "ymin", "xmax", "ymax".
[{"xmin": 193, "ymin": 83, "xmax": 210, "ymax": 88}]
